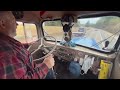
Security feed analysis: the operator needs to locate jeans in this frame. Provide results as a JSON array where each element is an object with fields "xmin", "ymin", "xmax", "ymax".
[
  {"xmin": 45, "ymin": 69, "xmax": 56, "ymax": 79},
  {"xmin": 69, "ymin": 61, "xmax": 81, "ymax": 78}
]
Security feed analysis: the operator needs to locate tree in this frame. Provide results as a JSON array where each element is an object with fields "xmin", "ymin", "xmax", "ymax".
[
  {"xmin": 45, "ymin": 21, "xmax": 62, "ymax": 26},
  {"xmin": 93, "ymin": 16, "xmax": 120, "ymax": 33},
  {"xmin": 85, "ymin": 21, "xmax": 90, "ymax": 27}
]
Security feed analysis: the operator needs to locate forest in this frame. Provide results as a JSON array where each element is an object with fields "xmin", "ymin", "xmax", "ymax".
[{"xmin": 44, "ymin": 16, "xmax": 120, "ymax": 34}]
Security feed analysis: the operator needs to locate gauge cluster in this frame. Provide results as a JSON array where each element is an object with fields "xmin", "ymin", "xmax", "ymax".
[
  {"xmin": 45, "ymin": 42, "xmax": 113, "ymax": 62},
  {"xmin": 53, "ymin": 46, "xmax": 85, "ymax": 61}
]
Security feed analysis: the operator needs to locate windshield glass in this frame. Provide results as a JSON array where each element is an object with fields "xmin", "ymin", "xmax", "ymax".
[{"xmin": 42, "ymin": 16, "xmax": 120, "ymax": 52}]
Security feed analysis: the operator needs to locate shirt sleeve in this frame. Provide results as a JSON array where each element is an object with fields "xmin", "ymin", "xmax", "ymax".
[
  {"xmin": 0, "ymin": 51, "xmax": 49, "ymax": 79},
  {"xmin": 0, "ymin": 52, "xmax": 27, "ymax": 79},
  {"xmin": 0, "ymin": 52, "xmax": 8, "ymax": 79},
  {"xmin": 20, "ymin": 47, "xmax": 50, "ymax": 79},
  {"xmin": 22, "ymin": 63, "xmax": 49, "ymax": 79},
  {"xmin": 22, "ymin": 53, "xmax": 49, "ymax": 79},
  {"xmin": 33, "ymin": 63, "xmax": 49, "ymax": 79}
]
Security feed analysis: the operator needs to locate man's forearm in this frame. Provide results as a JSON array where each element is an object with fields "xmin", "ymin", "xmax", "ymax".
[
  {"xmin": 35, "ymin": 63, "xmax": 49, "ymax": 79},
  {"xmin": 22, "ymin": 63, "xmax": 49, "ymax": 79}
]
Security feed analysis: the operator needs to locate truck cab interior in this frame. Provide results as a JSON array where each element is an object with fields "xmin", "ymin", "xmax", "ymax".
[{"xmin": 13, "ymin": 11, "xmax": 120, "ymax": 79}]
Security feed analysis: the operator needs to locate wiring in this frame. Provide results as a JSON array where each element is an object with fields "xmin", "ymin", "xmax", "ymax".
[{"xmin": 90, "ymin": 30, "xmax": 120, "ymax": 49}]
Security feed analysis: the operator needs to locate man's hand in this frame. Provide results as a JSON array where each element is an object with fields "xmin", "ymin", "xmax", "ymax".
[{"xmin": 43, "ymin": 54, "xmax": 55, "ymax": 69}]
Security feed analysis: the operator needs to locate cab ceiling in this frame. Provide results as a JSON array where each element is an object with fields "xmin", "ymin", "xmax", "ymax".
[{"xmin": 17, "ymin": 11, "xmax": 113, "ymax": 23}]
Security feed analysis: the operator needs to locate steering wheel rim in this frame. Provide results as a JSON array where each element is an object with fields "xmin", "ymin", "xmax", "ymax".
[{"xmin": 28, "ymin": 36, "xmax": 57, "ymax": 61}]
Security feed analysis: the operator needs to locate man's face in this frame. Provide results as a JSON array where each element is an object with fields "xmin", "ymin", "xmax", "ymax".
[
  {"xmin": 0, "ymin": 11, "xmax": 18, "ymax": 37},
  {"xmin": 7, "ymin": 12, "xmax": 18, "ymax": 37}
]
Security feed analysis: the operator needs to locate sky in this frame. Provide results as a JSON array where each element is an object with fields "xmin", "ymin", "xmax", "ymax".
[{"xmin": 78, "ymin": 17, "xmax": 100, "ymax": 24}]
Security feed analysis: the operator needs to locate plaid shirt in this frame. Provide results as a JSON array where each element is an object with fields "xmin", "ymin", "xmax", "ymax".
[{"xmin": 0, "ymin": 33, "xmax": 49, "ymax": 79}]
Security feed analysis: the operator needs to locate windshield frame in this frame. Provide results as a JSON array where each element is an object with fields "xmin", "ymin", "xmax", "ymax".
[{"xmin": 41, "ymin": 12, "xmax": 120, "ymax": 54}]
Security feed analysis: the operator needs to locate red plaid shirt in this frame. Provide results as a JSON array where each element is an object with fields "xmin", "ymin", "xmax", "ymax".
[{"xmin": 0, "ymin": 33, "xmax": 49, "ymax": 79}]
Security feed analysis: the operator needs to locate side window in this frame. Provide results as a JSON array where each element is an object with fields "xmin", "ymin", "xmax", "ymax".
[
  {"xmin": 14, "ymin": 22, "xmax": 26, "ymax": 43},
  {"xmin": 14, "ymin": 22, "xmax": 38, "ymax": 43},
  {"xmin": 24, "ymin": 23, "xmax": 38, "ymax": 43}
]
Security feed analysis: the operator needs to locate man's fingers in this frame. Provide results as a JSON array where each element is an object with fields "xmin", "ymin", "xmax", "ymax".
[{"xmin": 49, "ymin": 54, "xmax": 54, "ymax": 57}]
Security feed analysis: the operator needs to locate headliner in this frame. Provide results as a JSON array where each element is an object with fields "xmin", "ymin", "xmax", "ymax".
[{"xmin": 17, "ymin": 11, "xmax": 117, "ymax": 23}]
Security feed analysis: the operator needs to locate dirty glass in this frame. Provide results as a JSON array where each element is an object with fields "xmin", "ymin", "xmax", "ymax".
[
  {"xmin": 43, "ymin": 16, "xmax": 120, "ymax": 52},
  {"xmin": 14, "ymin": 22, "xmax": 38, "ymax": 43}
]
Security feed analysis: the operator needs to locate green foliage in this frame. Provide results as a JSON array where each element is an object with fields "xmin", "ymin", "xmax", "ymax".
[
  {"xmin": 44, "ymin": 16, "xmax": 120, "ymax": 33},
  {"xmin": 85, "ymin": 16, "xmax": 120, "ymax": 33},
  {"xmin": 44, "ymin": 21, "xmax": 62, "ymax": 26},
  {"xmin": 85, "ymin": 21, "xmax": 91, "ymax": 27},
  {"xmin": 74, "ymin": 23, "xmax": 79, "ymax": 27},
  {"xmin": 94, "ymin": 16, "xmax": 119, "ymax": 28}
]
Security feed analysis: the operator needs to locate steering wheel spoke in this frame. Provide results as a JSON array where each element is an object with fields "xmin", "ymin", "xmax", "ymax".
[{"xmin": 28, "ymin": 36, "xmax": 57, "ymax": 61}]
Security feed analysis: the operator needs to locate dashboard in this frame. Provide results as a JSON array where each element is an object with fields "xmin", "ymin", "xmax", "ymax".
[
  {"xmin": 30, "ymin": 41, "xmax": 115, "ymax": 79},
  {"xmin": 31, "ymin": 41, "xmax": 114, "ymax": 79},
  {"xmin": 45, "ymin": 41, "xmax": 115, "ymax": 61},
  {"xmin": 44, "ymin": 43, "xmax": 115, "ymax": 63},
  {"xmin": 53, "ymin": 46, "xmax": 85, "ymax": 61}
]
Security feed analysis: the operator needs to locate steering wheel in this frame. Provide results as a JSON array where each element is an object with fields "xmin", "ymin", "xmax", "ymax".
[
  {"xmin": 27, "ymin": 36, "xmax": 57, "ymax": 61},
  {"xmin": 27, "ymin": 36, "xmax": 57, "ymax": 79}
]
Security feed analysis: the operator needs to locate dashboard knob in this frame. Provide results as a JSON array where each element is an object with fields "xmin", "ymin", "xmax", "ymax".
[{"xmin": 74, "ymin": 58, "xmax": 78, "ymax": 62}]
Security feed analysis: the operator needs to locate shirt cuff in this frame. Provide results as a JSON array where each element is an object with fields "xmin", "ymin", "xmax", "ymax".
[{"xmin": 37, "ymin": 63, "xmax": 49, "ymax": 74}]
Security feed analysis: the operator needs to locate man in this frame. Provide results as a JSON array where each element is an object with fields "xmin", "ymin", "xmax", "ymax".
[{"xmin": 0, "ymin": 11, "xmax": 55, "ymax": 79}]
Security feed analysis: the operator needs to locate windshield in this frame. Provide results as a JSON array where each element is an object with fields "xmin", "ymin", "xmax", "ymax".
[{"xmin": 42, "ymin": 16, "xmax": 120, "ymax": 52}]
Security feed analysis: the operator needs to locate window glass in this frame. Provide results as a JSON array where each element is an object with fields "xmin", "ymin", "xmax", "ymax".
[
  {"xmin": 43, "ymin": 16, "xmax": 120, "ymax": 52},
  {"xmin": 14, "ymin": 22, "xmax": 38, "ymax": 43}
]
